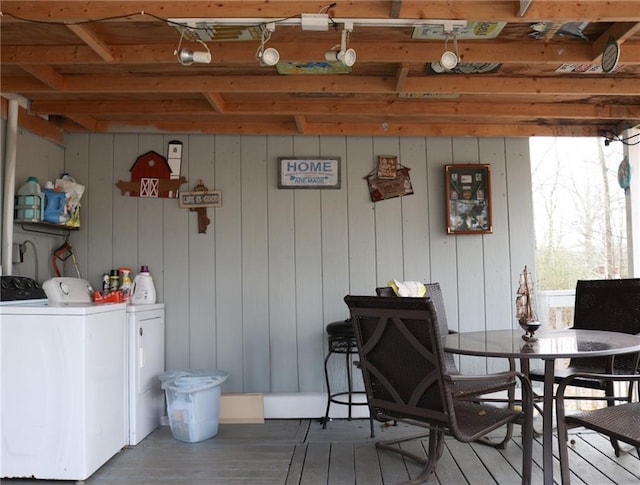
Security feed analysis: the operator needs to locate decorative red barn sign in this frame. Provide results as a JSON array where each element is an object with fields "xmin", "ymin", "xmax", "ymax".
[{"xmin": 116, "ymin": 150, "xmax": 186, "ymax": 197}]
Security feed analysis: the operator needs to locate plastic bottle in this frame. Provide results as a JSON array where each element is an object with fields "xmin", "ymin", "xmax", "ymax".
[
  {"xmin": 109, "ymin": 269, "xmax": 120, "ymax": 292},
  {"xmin": 15, "ymin": 176, "xmax": 44, "ymax": 222},
  {"xmin": 131, "ymin": 265, "xmax": 157, "ymax": 304},
  {"xmin": 119, "ymin": 267, "xmax": 132, "ymax": 301},
  {"xmin": 42, "ymin": 188, "xmax": 68, "ymax": 224}
]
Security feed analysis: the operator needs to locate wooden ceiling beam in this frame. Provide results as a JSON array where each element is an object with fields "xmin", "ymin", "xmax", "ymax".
[
  {"xmin": 64, "ymin": 114, "xmax": 103, "ymax": 132},
  {"xmin": 395, "ymin": 63, "xmax": 410, "ymax": 92},
  {"xmin": 0, "ymin": 97, "xmax": 63, "ymax": 144},
  {"xmin": 0, "ymin": 2, "xmax": 390, "ymax": 22},
  {"xmin": 85, "ymin": 117, "xmax": 607, "ymax": 138},
  {"xmin": 29, "ymin": 99, "xmax": 639, "ymax": 121},
  {"xmin": 66, "ymin": 24, "xmax": 114, "ymax": 62},
  {"xmin": 17, "ymin": 64, "xmax": 65, "ymax": 89},
  {"xmin": 3, "ymin": 1, "xmax": 639, "ymax": 23},
  {"xmin": 6, "ymin": 74, "xmax": 639, "ymax": 96},
  {"xmin": 4, "ymin": 42, "xmax": 640, "ymax": 65},
  {"xmin": 591, "ymin": 22, "xmax": 640, "ymax": 61},
  {"xmin": 203, "ymin": 92, "xmax": 226, "ymax": 112},
  {"xmin": 399, "ymin": 1, "xmax": 640, "ymax": 22},
  {"xmin": 294, "ymin": 115, "xmax": 307, "ymax": 134}
]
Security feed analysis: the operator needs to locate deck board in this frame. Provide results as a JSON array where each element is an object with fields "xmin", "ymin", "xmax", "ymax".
[{"xmin": 2, "ymin": 419, "xmax": 638, "ymax": 485}]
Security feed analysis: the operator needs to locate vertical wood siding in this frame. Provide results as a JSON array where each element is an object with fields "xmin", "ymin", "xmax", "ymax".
[{"xmin": 8, "ymin": 129, "xmax": 534, "ymax": 393}]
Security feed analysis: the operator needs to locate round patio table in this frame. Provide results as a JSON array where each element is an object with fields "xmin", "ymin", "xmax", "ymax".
[{"xmin": 445, "ymin": 328, "xmax": 640, "ymax": 485}]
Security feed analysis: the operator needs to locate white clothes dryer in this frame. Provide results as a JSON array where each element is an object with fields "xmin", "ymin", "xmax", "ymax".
[{"xmin": 127, "ymin": 303, "xmax": 165, "ymax": 445}]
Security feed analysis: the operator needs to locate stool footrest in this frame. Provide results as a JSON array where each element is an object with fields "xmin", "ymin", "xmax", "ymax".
[{"xmin": 329, "ymin": 391, "xmax": 368, "ymax": 406}]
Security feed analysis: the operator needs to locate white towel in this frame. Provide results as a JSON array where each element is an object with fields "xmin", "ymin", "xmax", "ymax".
[{"xmin": 391, "ymin": 279, "xmax": 426, "ymax": 297}]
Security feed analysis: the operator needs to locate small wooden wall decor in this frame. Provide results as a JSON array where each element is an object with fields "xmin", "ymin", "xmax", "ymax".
[
  {"xmin": 179, "ymin": 180, "xmax": 221, "ymax": 234},
  {"xmin": 365, "ymin": 162, "xmax": 414, "ymax": 202},
  {"xmin": 376, "ymin": 155, "xmax": 398, "ymax": 179},
  {"xmin": 116, "ymin": 150, "xmax": 186, "ymax": 198}
]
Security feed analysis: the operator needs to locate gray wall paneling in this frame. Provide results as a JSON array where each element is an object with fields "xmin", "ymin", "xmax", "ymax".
[
  {"xmin": 186, "ymin": 135, "xmax": 216, "ymax": 371},
  {"xmin": 267, "ymin": 136, "xmax": 298, "ymax": 392},
  {"xmin": 6, "ymin": 130, "xmax": 535, "ymax": 395},
  {"xmin": 6, "ymin": 125, "xmax": 65, "ymax": 281},
  {"xmin": 241, "ymin": 135, "xmax": 270, "ymax": 392}
]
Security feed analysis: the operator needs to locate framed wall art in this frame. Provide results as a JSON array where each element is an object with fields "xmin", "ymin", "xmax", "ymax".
[
  {"xmin": 278, "ymin": 157, "xmax": 340, "ymax": 189},
  {"xmin": 445, "ymin": 164, "xmax": 493, "ymax": 234}
]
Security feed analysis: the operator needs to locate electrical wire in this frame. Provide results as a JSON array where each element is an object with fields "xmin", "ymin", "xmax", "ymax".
[
  {"xmin": 599, "ymin": 128, "xmax": 640, "ymax": 146},
  {"xmin": 0, "ymin": 7, "xmax": 335, "ymax": 31},
  {"xmin": 0, "ymin": 11, "xmax": 145, "ymax": 25},
  {"xmin": 22, "ymin": 240, "xmax": 39, "ymax": 281}
]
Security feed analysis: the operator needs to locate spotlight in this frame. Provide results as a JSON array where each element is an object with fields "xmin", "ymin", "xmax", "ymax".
[
  {"xmin": 174, "ymin": 28, "xmax": 211, "ymax": 66},
  {"xmin": 432, "ymin": 27, "xmax": 460, "ymax": 72},
  {"xmin": 257, "ymin": 46, "xmax": 280, "ymax": 66},
  {"xmin": 256, "ymin": 22, "xmax": 280, "ymax": 66},
  {"xmin": 324, "ymin": 22, "xmax": 356, "ymax": 67},
  {"xmin": 324, "ymin": 47, "xmax": 357, "ymax": 67},
  {"xmin": 439, "ymin": 50, "xmax": 459, "ymax": 70},
  {"xmin": 176, "ymin": 47, "xmax": 211, "ymax": 66}
]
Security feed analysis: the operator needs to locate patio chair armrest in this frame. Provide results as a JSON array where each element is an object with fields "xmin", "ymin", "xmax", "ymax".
[
  {"xmin": 446, "ymin": 370, "xmax": 517, "ymax": 384},
  {"xmin": 556, "ymin": 372, "xmax": 640, "ymax": 400}
]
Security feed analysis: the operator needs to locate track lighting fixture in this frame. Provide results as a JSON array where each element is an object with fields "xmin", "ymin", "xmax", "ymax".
[
  {"xmin": 174, "ymin": 28, "xmax": 211, "ymax": 65},
  {"xmin": 325, "ymin": 21, "xmax": 356, "ymax": 67},
  {"xmin": 176, "ymin": 46, "xmax": 211, "ymax": 65},
  {"xmin": 431, "ymin": 30, "xmax": 459, "ymax": 72},
  {"xmin": 256, "ymin": 23, "xmax": 280, "ymax": 66}
]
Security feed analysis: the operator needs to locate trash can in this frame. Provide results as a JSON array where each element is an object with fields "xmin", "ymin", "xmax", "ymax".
[{"xmin": 159, "ymin": 370, "xmax": 229, "ymax": 443}]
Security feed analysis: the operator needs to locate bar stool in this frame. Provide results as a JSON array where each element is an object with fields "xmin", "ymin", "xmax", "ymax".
[{"xmin": 321, "ymin": 319, "xmax": 374, "ymax": 437}]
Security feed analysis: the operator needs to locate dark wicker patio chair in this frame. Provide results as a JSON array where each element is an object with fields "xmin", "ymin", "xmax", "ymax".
[
  {"xmin": 344, "ymin": 295, "xmax": 533, "ymax": 484},
  {"xmin": 375, "ymin": 283, "xmax": 516, "ymax": 448},
  {"xmin": 528, "ymin": 278, "xmax": 640, "ymax": 455},
  {"xmin": 556, "ymin": 373, "xmax": 640, "ymax": 485}
]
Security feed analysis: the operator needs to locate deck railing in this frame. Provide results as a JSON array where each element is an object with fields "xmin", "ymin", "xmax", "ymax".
[
  {"xmin": 537, "ymin": 289, "xmax": 575, "ymax": 329},
  {"xmin": 536, "ymin": 289, "xmax": 632, "ymax": 409}
]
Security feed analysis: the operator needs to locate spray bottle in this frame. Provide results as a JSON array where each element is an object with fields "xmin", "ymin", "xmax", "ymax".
[{"xmin": 119, "ymin": 267, "xmax": 133, "ymax": 301}]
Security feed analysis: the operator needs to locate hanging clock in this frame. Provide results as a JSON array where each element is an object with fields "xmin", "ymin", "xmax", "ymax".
[{"xmin": 601, "ymin": 38, "xmax": 620, "ymax": 73}]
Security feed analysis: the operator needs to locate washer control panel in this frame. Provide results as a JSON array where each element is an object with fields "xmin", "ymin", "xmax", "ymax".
[{"xmin": 0, "ymin": 276, "xmax": 47, "ymax": 302}]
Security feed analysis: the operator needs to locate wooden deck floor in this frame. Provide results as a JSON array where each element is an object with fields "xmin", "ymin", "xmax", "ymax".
[{"xmin": 4, "ymin": 419, "xmax": 639, "ymax": 484}]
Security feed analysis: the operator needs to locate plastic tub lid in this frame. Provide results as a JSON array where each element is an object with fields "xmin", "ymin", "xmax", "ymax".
[{"xmin": 159, "ymin": 369, "xmax": 229, "ymax": 390}]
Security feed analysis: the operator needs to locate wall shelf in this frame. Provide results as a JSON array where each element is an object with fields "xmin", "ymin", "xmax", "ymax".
[{"xmin": 17, "ymin": 221, "xmax": 79, "ymax": 238}]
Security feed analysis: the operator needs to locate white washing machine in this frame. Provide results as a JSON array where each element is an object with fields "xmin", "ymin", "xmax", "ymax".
[
  {"xmin": 0, "ymin": 276, "xmax": 127, "ymax": 481},
  {"xmin": 127, "ymin": 303, "xmax": 165, "ymax": 445}
]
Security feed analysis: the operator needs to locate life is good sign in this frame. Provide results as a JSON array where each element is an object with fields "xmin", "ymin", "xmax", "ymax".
[
  {"xmin": 179, "ymin": 190, "xmax": 222, "ymax": 208},
  {"xmin": 278, "ymin": 157, "xmax": 341, "ymax": 189}
]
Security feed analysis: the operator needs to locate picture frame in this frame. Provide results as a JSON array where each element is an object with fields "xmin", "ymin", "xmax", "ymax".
[
  {"xmin": 278, "ymin": 157, "xmax": 340, "ymax": 189},
  {"xmin": 445, "ymin": 164, "xmax": 493, "ymax": 234}
]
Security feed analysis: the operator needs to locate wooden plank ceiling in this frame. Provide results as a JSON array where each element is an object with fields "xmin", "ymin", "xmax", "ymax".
[{"xmin": 1, "ymin": 1, "xmax": 640, "ymax": 143}]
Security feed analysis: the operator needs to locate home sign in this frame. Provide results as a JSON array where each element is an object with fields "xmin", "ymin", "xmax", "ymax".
[{"xmin": 278, "ymin": 157, "xmax": 340, "ymax": 189}]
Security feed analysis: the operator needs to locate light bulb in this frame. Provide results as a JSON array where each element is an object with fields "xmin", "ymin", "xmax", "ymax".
[
  {"xmin": 439, "ymin": 50, "xmax": 459, "ymax": 70},
  {"xmin": 338, "ymin": 48, "xmax": 357, "ymax": 67},
  {"xmin": 258, "ymin": 47, "xmax": 280, "ymax": 66},
  {"xmin": 177, "ymin": 47, "xmax": 211, "ymax": 66},
  {"xmin": 325, "ymin": 48, "xmax": 356, "ymax": 67}
]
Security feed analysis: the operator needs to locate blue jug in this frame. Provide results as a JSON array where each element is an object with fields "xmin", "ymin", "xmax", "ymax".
[{"xmin": 43, "ymin": 189, "xmax": 67, "ymax": 224}]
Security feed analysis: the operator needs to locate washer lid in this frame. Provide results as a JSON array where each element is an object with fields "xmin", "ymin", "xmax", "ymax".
[{"xmin": 43, "ymin": 277, "xmax": 93, "ymax": 303}]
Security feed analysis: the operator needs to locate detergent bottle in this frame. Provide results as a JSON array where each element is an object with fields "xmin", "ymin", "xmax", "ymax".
[
  {"xmin": 42, "ymin": 188, "xmax": 68, "ymax": 224},
  {"xmin": 131, "ymin": 265, "xmax": 156, "ymax": 304},
  {"xmin": 15, "ymin": 177, "xmax": 44, "ymax": 222}
]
